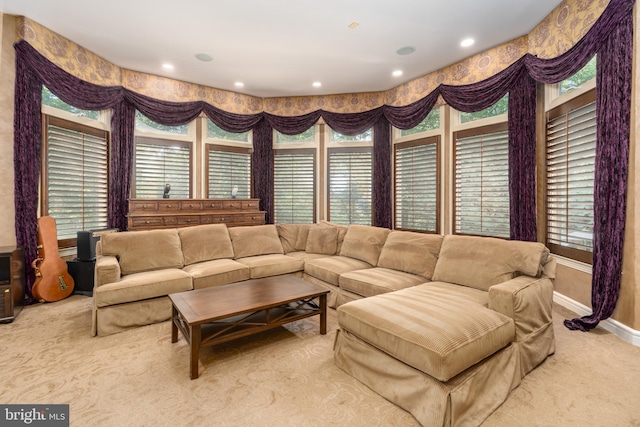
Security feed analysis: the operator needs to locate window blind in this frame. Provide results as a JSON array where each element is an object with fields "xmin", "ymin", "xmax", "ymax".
[
  {"xmin": 274, "ymin": 149, "xmax": 315, "ymax": 223},
  {"xmin": 134, "ymin": 137, "xmax": 191, "ymax": 199},
  {"xmin": 454, "ymin": 126, "xmax": 510, "ymax": 238},
  {"xmin": 546, "ymin": 95, "xmax": 596, "ymax": 262},
  {"xmin": 328, "ymin": 147, "xmax": 372, "ymax": 226},
  {"xmin": 207, "ymin": 145, "xmax": 251, "ymax": 199},
  {"xmin": 395, "ymin": 137, "xmax": 439, "ymax": 232},
  {"xmin": 45, "ymin": 117, "xmax": 109, "ymax": 242}
]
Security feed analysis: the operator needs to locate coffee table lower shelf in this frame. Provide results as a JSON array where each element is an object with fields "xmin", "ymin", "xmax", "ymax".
[{"xmin": 169, "ymin": 276, "xmax": 328, "ymax": 379}]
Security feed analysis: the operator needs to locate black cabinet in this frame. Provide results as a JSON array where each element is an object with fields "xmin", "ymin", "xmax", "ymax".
[{"xmin": 0, "ymin": 246, "xmax": 25, "ymax": 323}]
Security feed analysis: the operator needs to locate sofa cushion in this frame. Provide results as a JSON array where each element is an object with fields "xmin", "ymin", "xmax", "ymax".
[
  {"xmin": 182, "ymin": 258, "xmax": 250, "ymax": 289},
  {"xmin": 339, "ymin": 225, "xmax": 391, "ymax": 266},
  {"xmin": 319, "ymin": 221, "xmax": 348, "ymax": 253},
  {"xmin": 229, "ymin": 224, "xmax": 284, "ymax": 259},
  {"xmin": 294, "ymin": 224, "xmax": 313, "ymax": 250},
  {"xmin": 235, "ymin": 254, "xmax": 304, "ymax": 279},
  {"xmin": 178, "ymin": 224, "xmax": 235, "ymax": 266},
  {"xmin": 304, "ymin": 255, "xmax": 372, "ymax": 286},
  {"xmin": 377, "ymin": 231, "xmax": 443, "ymax": 279},
  {"xmin": 432, "ymin": 235, "xmax": 550, "ymax": 291},
  {"xmin": 101, "ymin": 229, "xmax": 184, "ymax": 275},
  {"xmin": 276, "ymin": 223, "xmax": 302, "ymax": 254},
  {"xmin": 337, "ymin": 284, "xmax": 515, "ymax": 382},
  {"xmin": 94, "ymin": 268, "xmax": 192, "ymax": 307},
  {"xmin": 285, "ymin": 251, "xmax": 331, "ymax": 262},
  {"xmin": 339, "ymin": 267, "xmax": 427, "ymax": 298},
  {"xmin": 306, "ymin": 226, "xmax": 338, "ymax": 255}
]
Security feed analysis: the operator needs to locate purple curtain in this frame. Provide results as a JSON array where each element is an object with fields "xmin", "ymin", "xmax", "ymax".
[
  {"xmin": 252, "ymin": 119, "xmax": 274, "ymax": 223},
  {"xmin": 109, "ymin": 100, "xmax": 136, "ymax": 231},
  {"xmin": 372, "ymin": 118, "xmax": 392, "ymax": 228},
  {"xmin": 563, "ymin": 9, "xmax": 633, "ymax": 332}
]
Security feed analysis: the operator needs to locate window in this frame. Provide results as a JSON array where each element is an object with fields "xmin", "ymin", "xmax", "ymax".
[
  {"xmin": 274, "ymin": 149, "xmax": 315, "ymax": 223},
  {"xmin": 42, "ymin": 116, "xmax": 109, "ymax": 246},
  {"xmin": 395, "ymin": 137, "xmax": 440, "ymax": 232},
  {"xmin": 207, "ymin": 120, "xmax": 249, "ymax": 142},
  {"xmin": 133, "ymin": 137, "xmax": 191, "ymax": 199},
  {"xmin": 559, "ymin": 56, "xmax": 596, "ymax": 96},
  {"xmin": 328, "ymin": 147, "xmax": 372, "ymax": 225},
  {"xmin": 275, "ymin": 128, "xmax": 315, "ymax": 144},
  {"xmin": 454, "ymin": 123, "xmax": 510, "ymax": 238},
  {"xmin": 42, "ymin": 87, "xmax": 99, "ymax": 120},
  {"xmin": 460, "ymin": 94, "xmax": 508, "ymax": 123},
  {"xmin": 400, "ymin": 109, "xmax": 440, "ymax": 136},
  {"xmin": 135, "ymin": 110, "xmax": 188, "ymax": 135},
  {"xmin": 207, "ymin": 145, "xmax": 252, "ymax": 198},
  {"xmin": 546, "ymin": 90, "xmax": 596, "ymax": 263},
  {"xmin": 330, "ymin": 128, "xmax": 372, "ymax": 142}
]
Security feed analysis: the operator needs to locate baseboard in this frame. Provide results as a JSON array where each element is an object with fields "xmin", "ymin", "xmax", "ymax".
[{"xmin": 553, "ymin": 292, "xmax": 640, "ymax": 347}]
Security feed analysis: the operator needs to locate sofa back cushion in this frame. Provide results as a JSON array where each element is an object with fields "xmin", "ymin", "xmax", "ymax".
[
  {"xmin": 377, "ymin": 231, "xmax": 443, "ymax": 280},
  {"xmin": 229, "ymin": 224, "xmax": 284, "ymax": 259},
  {"xmin": 101, "ymin": 229, "xmax": 183, "ymax": 275},
  {"xmin": 276, "ymin": 223, "xmax": 302, "ymax": 254},
  {"xmin": 319, "ymin": 221, "xmax": 348, "ymax": 253},
  {"xmin": 432, "ymin": 235, "xmax": 550, "ymax": 291},
  {"xmin": 339, "ymin": 225, "xmax": 391, "ymax": 266},
  {"xmin": 178, "ymin": 224, "xmax": 235, "ymax": 265},
  {"xmin": 305, "ymin": 226, "xmax": 338, "ymax": 255}
]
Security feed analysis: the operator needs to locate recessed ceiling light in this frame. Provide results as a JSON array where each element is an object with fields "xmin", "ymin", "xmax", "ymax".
[
  {"xmin": 195, "ymin": 53, "xmax": 213, "ymax": 62},
  {"xmin": 234, "ymin": 82, "xmax": 244, "ymax": 88},
  {"xmin": 312, "ymin": 82, "xmax": 322, "ymax": 88},
  {"xmin": 460, "ymin": 38, "xmax": 475, "ymax": 47},
  {"xmin": 162, "ymin": 63, "xmax": 174, "ymax": 71},
  {"xmin": 392, "ymin": 70, "xmax": 403, "ymax": 77},
  {"xmin": 396, "ymin": 46, "xmax": 416, "ymax": 56},
  {"xmin": 348, "ymin": 22, "xmax": 359, "ymax": 29}
]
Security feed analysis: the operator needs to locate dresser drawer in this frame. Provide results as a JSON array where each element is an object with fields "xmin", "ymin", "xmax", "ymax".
[
  {"xmin": 180, "ymin": 201, "xmax": 203, "ymax": 211},
  {"xmin": 223, "ymin": 201, "xmax": 242, "ymax": 210},
  {"xmin": 158, "ymin": 201, "xmax": 179, "ymax": 211},
  {"xmin": 131, "ymin": 201, "xmax": 158, "ymax": 212},
  {"xmin": 164, "ymin": 216, "xmax": 178, "ymax": 226},
  {"xmin": 241, "ymin": 200, "xmax": 260, "ymax": 211},
  {"xmin": 242, "ymin": 213, "xmax": 265, "ymax": 223},
  {"xmin": 131, "ymin": 217, "xmax": 164, "ymax": 227},
  {"xmin": 177, "ymin": 216, "xmax": 200, "ymax": 226},
  {"xmin": 202, "ymin": 200, "xmax": 224, "ymax": 210},
  {"xmin": 211, "ymin": 214, "xmax": 234, "ymax": 224}
]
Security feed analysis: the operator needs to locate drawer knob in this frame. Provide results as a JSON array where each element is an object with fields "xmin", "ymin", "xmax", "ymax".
[
  {"xmin": 189, "ymin": 204, "xmax": 194, "ymax": 208},
  {"xmin": 167, "ymin": 204, "xmax": 172, "ymax": 208},
  {"xmin": 221, "ymin": 218, "xmax": 225, "ymax": 221},
  {"xmin": 187, "ymin": 219, "xmax": 192, "ymax": 223},
  {"xmin": 145, "ymin": 220, "xmax": 150, "ymax": 224},
  {"xmin": 143, "ymin": 204, "xmax": 148, "ymax": 208}
]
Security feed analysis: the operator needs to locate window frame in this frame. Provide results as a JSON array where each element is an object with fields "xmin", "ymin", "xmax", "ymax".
[
  {"xmin": 452, "ymin": 122, "xmax": 510, "ymax": 238},
  {"xmin": 205, "ymin": 143, "xmax": 253, "ymax": 199},
  {"xmin": 273, "ymin": 148, "xmax": 317, "ymax": 224},
  {"xmin": 41, "ymin": 115, "xmax": 110, "ymax": 248},
  {"xmin": 327, "ymin": 146, "xmax": 373, "ymax": 226},
  {"xmin": 393, "ymin": 135, "xmax": 441, "ymax": 233}
]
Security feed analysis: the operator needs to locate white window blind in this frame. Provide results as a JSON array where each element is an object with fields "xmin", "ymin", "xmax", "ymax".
[
  {"xmin": 44, "ymin": 116, "xmax": 109, "ymax": 242},
  {"xmin": 207, "ymin": 145, "xmax": 251, "ymax": 199},
  {"xmin": 274, "ymin": 149, "xmax": 315, "ymax": 223},
  {"xmin": 546, "ymin": 92, "xmax": 596, "ymax": 263},
  {"xmin": 134, "ymin": 137, "xmax": 191, "ymax": 199},
  {"xmin": 454, "ymin": 125, "xmax": 510, "ymax": 238},
  {"xmin": 395, "ymin": 137, "xmax": 439, "ymax": 232},
  {"xmin": 328, "ymin": 147, "xmax": 372, "ymax": 226}
]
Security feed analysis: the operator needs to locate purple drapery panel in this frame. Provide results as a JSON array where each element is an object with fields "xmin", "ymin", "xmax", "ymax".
[
  {"xmin": 322, "ymin": 107, "xmax": 384, "ymax": 136},
  {"xmin": 202, "ymin": 104, "xmax": 263, "ymax": 133},
  {"xmin": 507, "ymin": 70, "xmax": 538, "ymax": 242},
  {"xmin": 372, "ymin": 117, "xmax": 392, "ymax": 228},
  {"xmin": 264, "ymin": 110, "xmax": 322, "ymax": 135},
  {"xmin": 252, "ymin": 119, "xmax": 274, "ymax": 223},
  {"xmin": 124, "ymin": 91, "xmax": 203, "ymax": 126},
  {"xmin": 13, "ymin": 49, "xmax": 43, "ymax": 299},
  {"xmin": 109, "ymin": 100, "xmax": 136, "ymax": 231},
  {"xmin": 13, "ymin": 41, "xmax": 124, "ymax": 295},
  {"xmin": 383, "ymin": 90, "xmax": 440, "ymax": 130}
]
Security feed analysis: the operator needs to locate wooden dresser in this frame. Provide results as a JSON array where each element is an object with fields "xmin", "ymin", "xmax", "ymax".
[{"xmin": 127, "ymin": 198, "xmax": 265, "ymax": 231}]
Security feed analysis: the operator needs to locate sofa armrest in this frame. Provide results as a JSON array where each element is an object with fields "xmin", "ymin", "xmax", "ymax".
[
  {"xmin": 95, "ymin": 255, "xmax": 121, "ymax": 287},
  {"xmin": 488, "ymin": 275, "xmax": 554, "ymax": 342}
]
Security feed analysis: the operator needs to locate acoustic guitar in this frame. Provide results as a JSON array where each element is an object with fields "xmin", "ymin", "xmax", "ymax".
[{"xmin": 31, "ymin": 216, "xmax": 74, "ymax": 303}]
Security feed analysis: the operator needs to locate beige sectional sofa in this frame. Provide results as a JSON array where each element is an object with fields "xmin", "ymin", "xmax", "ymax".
[{"xmin": 92, "ymin": 220, "xmax": 556, "ymax": 426}]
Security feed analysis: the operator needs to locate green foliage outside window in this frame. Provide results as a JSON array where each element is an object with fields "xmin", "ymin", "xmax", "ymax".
[
  {"xmin": 207, "ymin": 120, "xmax": 249, "ymax": 142},
  {"xmin": 275, "ymin": 127, "xmax": 315, "ymax": 143},
  {"xmin": 331, "ymin": 128, "xmax": 372, "ymax": 142},
  {"xmin": 42, "ymin": 87, "xmax": 99, "ymax": 120},
  {"xmin": 400, "ymin": 109, "xmax": 440, "ymax": 136},
  {"xmin": 460, "ymin": 94, "xmax": 509, "ymax": 123},
  {"xmin": 559, "ymin": 56, "xmax": 596, "ymax": 95},
  {"xmin": 135, "ymin": 111, "xmax": 188, "ymax": 135}
]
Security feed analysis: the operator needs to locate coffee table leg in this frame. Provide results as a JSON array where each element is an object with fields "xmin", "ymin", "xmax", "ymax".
[
  {"xmin": 320, "ymin": 294, "xmax": 327, "ymax": 335},
  {"xmin": 190, "ymin": 324, "xmax": 201, "ymax": 380},
  {"xmin": 171, "ymin": 305, "xmax": 178, "ymax": 343}
]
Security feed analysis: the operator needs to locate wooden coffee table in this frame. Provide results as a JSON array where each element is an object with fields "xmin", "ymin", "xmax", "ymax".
[{"xmin": 169, "ymin": 274, "xmax": 329, "ymax": 379}]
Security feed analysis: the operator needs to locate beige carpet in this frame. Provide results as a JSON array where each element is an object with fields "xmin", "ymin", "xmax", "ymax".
[{"xmin": 1, "ymin": 296, "xmax": 639, "ymax": 427}]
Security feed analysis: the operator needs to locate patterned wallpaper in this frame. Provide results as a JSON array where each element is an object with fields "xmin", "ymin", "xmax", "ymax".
[{"xmin": 15, "ymin": 0, "xmax": 610, "ymax": 116}]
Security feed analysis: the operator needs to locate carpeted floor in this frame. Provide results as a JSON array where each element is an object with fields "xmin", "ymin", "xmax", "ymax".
[{"xmin": 1, "ymin": 295, "xmax": 639, "ymax": 427}]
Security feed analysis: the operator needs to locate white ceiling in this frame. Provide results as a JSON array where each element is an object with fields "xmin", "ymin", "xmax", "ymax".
[{"xmin": 1, "ymin": 0, "xmax": 563, "ymax": 98}]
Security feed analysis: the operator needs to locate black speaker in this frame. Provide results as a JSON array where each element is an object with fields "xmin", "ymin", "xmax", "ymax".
[
  {"xmin": 77, "ymin": 228, "xmax": 118, "ymax": 261},
  {"xmin": 67, "ymin": 259, "xmax": 95, "ymax": 296}
]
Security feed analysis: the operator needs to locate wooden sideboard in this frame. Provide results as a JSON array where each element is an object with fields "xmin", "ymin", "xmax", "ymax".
[{"xmin": 127, "ymin": 198, "xmax": 265, "ymax": 231}]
